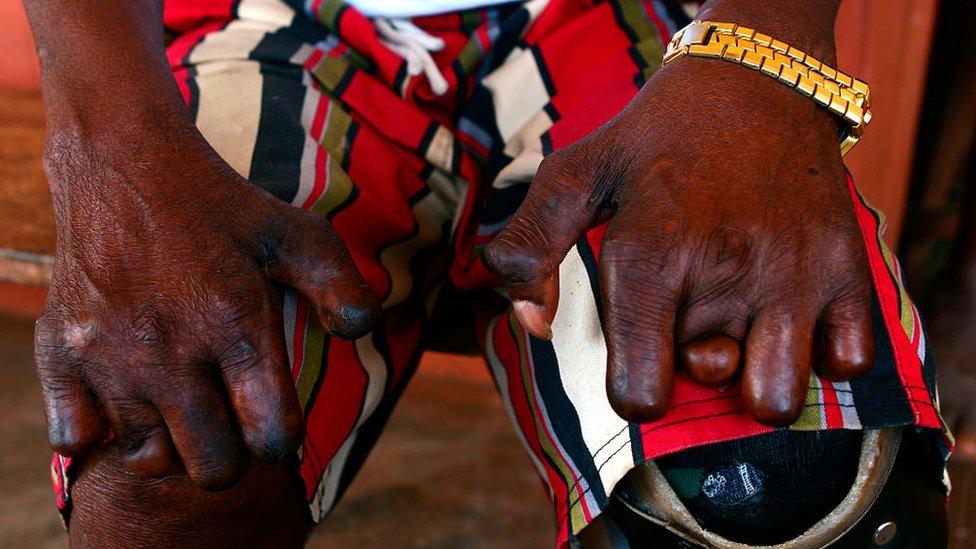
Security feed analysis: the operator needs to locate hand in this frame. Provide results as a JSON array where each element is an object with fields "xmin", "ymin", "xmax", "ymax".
[
  {"xmin": 485, "ymin": 55, "xmax": 874, "ymax": 426},
  {"xmin": 34, "ymin": 123, "xmax": 380, "ymax": 489}
]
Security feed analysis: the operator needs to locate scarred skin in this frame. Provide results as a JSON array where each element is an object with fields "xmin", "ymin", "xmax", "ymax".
[
  {"xmin": 24, "ymin": 0, "xmax": 375, "ymax": 543},
  {"xmin": 485, "ymin": 0, "xmax": 874, "ymax": 425},
  {"xmin": 23, "ymin": 0, "xmax": 873, "ymax": 545}
]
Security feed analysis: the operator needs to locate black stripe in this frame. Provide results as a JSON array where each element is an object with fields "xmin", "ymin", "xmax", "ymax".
[
  {"xmin": 576, "ymin": 236, "xmax": 604, "ymax": 327},
  {"xmin": 628, "ymin": 423, "xmax": 646, "ymax": 465},
  {"xmin": 341, "ymin": 121, "xmax": 359, "ymax": 171},
  {"xmin": 529, "ymin": 45, "xmax": 557, "ymax": 97},
  {"xmin": 326, "ymin": 123, "xmax": 361, "ymax": 221},
  {"xmin": 332, "ymin": 4, "xmax": 350, "ymax": 29},
  {"xmin": 451, "ymin": 132, "xmax": 464, "ymax": 174},
  {"xmin": 248, "ymin": 70, "xmax": 308, "ymax": 203},
  {"xmin": 186, "ymin": 66, "xmax": 202, "ymax": 122},
  {"xmin": 479, "ymin": 6, "xmax": 530, "ymax": 75},
  {"xmin": 529, "ymin": 338, "xmax": 610, "ymax": 511},
  {"xmin": 417, "ymin": 121, "xmax": 439, "ymax": 156},
  {"xmin": 392, "ymin": 61, "xmax": 409, "ymax": 93},
  {"xmin": 919, "ymin": 315, "xmax": 938, "ymax": 400},
  {"xmin": 543, "ymin": 102, "xmax": 561, "ymax": 122},
  {"xmin": 331, "ymin": 66, "xmax": 356, "ymax": 99},
  {"xmin": 659, "ymin": 0, "xmax": 693, "ymax": 28},
  {"xmin": 540, "ymin": 131, "xmax": 554, "ymax": 156},
  {"xmin": 848, "ymin": 291, "xmax": 915, "ymax": 427}
]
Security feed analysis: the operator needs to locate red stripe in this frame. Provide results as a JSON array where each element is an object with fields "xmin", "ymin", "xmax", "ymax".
[
  {"xmin": 847, "ymin": 176, "xmax": 940, "ymax": 427},
  {"xmin": 303, "ymin": 48, "xmax": 325, "ymax": 72},
  {"xmin": 165, "ymin": 20, "xmax": 226, "ymax": 105},
  {"xmin": 821, "ymin": 380, "xmax": 845, "ymax": 429},
  {"xmin": 492, "ymin": 315, "xmax": 573, "ymax": 544}
]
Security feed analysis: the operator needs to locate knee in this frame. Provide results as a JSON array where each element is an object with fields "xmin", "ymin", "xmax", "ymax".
[{"xmin": 67, "ymin": 444, "xmax": 308, "ymax": 548}]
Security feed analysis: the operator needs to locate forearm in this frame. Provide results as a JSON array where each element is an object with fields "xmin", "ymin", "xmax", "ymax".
[
  {"xmin": 23, "ymin": 0, "xmax": 194, "ymax": 143},
  {"xmin": 697, "ymin": 0, "xmax": 842, "ymax": 63}
]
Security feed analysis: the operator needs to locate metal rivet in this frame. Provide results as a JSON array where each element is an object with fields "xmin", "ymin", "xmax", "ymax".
[{"xmin": 873, "ymin": 521, "xmax": 897, "ymax": 545}]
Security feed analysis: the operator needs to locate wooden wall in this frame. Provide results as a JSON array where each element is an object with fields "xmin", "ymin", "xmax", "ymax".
[
  {"xmin": 836, "ymin": 0, "xmax": 939, "ymax": 244},
  {"xmin": 0, "ymin": 0, "xmax": 40, "ymax": 89}
]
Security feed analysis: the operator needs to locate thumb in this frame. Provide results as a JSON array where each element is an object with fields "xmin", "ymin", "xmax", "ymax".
[
  {"xmin": 264, "ymin": 208, "xmax": 381, "ymax": 340},
  {"xmin": 484, "ymin": 154, "xmax": 600, "ymax": 339}
]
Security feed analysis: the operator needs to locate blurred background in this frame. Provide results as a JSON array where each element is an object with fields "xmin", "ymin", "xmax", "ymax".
[{"xmin": 0, "ymin": 0, "xmax": 973, "ymax": 547}]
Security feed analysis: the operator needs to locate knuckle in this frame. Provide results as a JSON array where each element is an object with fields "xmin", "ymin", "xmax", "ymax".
[
  {"xmin": 828, "ymin": 269, "xmax": 872, "ymax": 312},
  {"xmin": 219, "ymin": 337, "xmax": 262, "ymax": 375},
  {"xmin": 700, "ymin": 224, "xmax": 754, "ymax": 275},
  {"xmin": 187, "ymin": 455, "xmax": 245, "ymax": 491},
  {"xmin": 128, "ymin": 310, "xmax": 169, "ymax": 346},
  {"xmin": 603, "ymin": 223, "xmax": 682, "ymax": 280},
  {"xmin": 325, "ymin": 301, "xmax": 380, "ymax": 340},
  {"xmin": 209, "ymin": 292, "xmax": 262, "ymax": 334},
  {"xmin": 484, "ymin": 235, "xmax": 549, "ymax": 284},
  {"xmin": 535, "ymin": 152, "xmax": 570, "ymax": 183}
]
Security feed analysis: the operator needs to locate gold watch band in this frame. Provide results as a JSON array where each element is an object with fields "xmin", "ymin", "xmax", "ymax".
[{"xmin": 663, "ymin": 20, "xmax": 871, "ymax": 156}]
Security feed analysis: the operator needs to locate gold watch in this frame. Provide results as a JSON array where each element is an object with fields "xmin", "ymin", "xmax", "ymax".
[{"xmin": 663, "ymin": 20, "xmax": 871, "ymax": 156}]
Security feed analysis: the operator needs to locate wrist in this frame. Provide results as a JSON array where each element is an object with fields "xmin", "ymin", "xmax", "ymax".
[
  {"xmin": 43, "ymin": 112, "xmax": 209, "ymax": 196},
  {"xmin": 696, "ymin": 0, "xmax": 840, "ymax": 64}
]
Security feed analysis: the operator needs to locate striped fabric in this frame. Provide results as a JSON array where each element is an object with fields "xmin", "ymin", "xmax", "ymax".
[{"xmin": 50, "ymin": 0, "xmax": 950, "ymax": 546}]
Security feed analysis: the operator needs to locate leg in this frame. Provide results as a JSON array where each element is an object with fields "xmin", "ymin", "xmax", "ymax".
[{"xmin": 68, "ymin": 447, "xmax": 307, "ymax": 548}]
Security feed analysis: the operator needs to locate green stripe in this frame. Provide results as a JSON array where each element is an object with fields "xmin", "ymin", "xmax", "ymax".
[
  {"xmin": 318, "ymin": 0, "xmax": 345, "ymax": 30},
  {"xmin": 791, "ymin": 374, "xmax": 826, "ymax": 430},
  {"xmin": 296, "ymin": 319, "xmax": 328, "ymax": 412}
]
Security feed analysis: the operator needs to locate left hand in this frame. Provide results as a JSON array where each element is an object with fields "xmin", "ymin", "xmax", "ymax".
[{"xmin": 484, "ymin": 54, "xmax": 874, "ymax": 426}]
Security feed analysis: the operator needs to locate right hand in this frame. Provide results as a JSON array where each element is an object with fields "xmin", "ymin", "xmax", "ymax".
[{"xmin": 34, "ymin": 124, "xmax": 380, "ymax": 489}]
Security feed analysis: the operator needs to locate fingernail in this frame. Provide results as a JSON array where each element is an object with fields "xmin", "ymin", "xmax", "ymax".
[{"xmin": 513, "ymin": 300, "xmax": 552, "ymax": 340}]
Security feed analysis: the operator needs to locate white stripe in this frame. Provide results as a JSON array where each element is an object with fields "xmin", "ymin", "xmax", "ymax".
[
  {"xmin": 311, "ymin": 433, "xmax": 357, "ymax": 520},
  {"xmin": 914, "ymin": 305, "xmax": 927, "ymax": 362},
  {"xmin": 308, "ymin": 334, "xmax": 388, "ymax": 518},
  {"xmin": 834, "ymin": 381, "xmax": 862, "ymax": 428},
  {"xmin": 482, "ymin": 49, "xmax": 550, "ymax": 143},
  {"xmin": 188, "ymin": 1, "xmax": 297, "ymax": 178},
  {"xmin": 550, "ymin": 246, "xmax": 635, "ymax": 496},
  {"xmin": 294, "ymin": 89, "xmax": 328, "ymax": 208},
  {"xmin": 345, "ymin": 0, "xmax": 513, "ymax": 18},
  {"xmin": 193, "ymin": 60, "xmax": 265, "ymax": 179},
  {"xmin": 354, "ymin": 335, "xmax": 390, "ymax": 422}
]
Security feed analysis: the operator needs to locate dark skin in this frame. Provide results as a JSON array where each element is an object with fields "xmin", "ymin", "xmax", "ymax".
[
  {"xmin": 24, "ymin": 0, "xmax": 873, "ymax": 544},
  {"xmin": 486, "ymin": 0, "xmax": 873, "ymax": 425}
]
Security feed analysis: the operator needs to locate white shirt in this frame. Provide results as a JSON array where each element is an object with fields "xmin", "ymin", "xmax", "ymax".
[{"xmin": 346, "ymin": 0, "xmax": 513, "ymax": 18}]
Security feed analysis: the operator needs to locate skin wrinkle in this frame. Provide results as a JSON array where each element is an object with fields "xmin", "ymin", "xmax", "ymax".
[
  {"xmin": 486, "ymin": 0, "xmax": 872, "ymax": 427},
  {"xmin": 21, "ymin": 0, "xmax": 872, "ymax": 541},
  {"xmin": 31, "ymin": 5, "xmax": 379, "ymax": 520}
]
